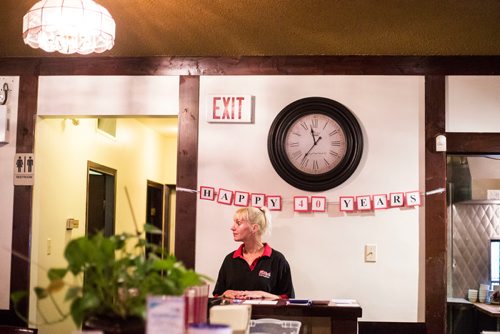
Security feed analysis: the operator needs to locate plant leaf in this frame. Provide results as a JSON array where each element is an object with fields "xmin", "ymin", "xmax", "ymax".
[
  {"xmin": 34, "ymin": 287, "xmax": 48, "ymax": 299},
  {"xmin": 46, "ymin": 279, "xmax": 65, "ymax": 294},
  {"xmin": 143, "ymin": 223, "xmax": 162, "ymax": 234},
  {"xmin": 10, "ymin": 290, "xmax": 28, "ymax": 304},
  {"xmin": 48, "ymin": 268, "xmax": 68, "ymax": 280},
  {"xmin": 65, "ymin": 286, "xmax": 81, "ymax": 302},
  {"xmin": 70, "ymin": 297, "xmax": 85, "ymax": 327}
]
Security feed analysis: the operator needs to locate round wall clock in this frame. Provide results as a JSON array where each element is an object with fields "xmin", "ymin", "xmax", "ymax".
[{"xmin": 267, "ymin": 97, "xmax": 363, "ymax": 192}]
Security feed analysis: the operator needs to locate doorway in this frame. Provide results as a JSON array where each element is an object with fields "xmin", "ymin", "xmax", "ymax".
[
  {"xmin": 447, "ymin": 155, "xmax": 500, "ymax": 299},
  {"xmin": 146, "ymin": 181, "xmax": 175, "ymax": 253},
  {"xmin": 447, "ymin": 155, "xmax": 500, "ymax": 334},
  {"xmin": 86, "ymin": 161, "xmax": 117, "ymax": 237}
]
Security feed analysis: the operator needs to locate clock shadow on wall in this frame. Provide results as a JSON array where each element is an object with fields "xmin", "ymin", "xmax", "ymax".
[{"xmin": 268, "ymin": 97, "xmax": 364, "ymax": 192}]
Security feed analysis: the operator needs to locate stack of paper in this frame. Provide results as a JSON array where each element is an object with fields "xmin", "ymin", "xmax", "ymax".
[
  {"xmin": 242, "ymin": 300, "xmax": 278, "ymax": 305},
  {"xmin": 331, "ymin": 299, "xmax": 360, "ymax": 307}
]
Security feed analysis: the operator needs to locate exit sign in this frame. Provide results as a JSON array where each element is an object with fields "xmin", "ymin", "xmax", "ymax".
[{"xmin": 206, "ymin": 95, "xmax": 254, "ymax": 123}]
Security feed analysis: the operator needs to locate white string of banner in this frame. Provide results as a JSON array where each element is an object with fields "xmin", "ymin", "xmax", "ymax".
[{"xmin": 176, "ymin": 186, "xmax": 199, "ymax": 194}]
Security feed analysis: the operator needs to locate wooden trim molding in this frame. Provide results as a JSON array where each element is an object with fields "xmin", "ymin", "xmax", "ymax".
[
  {"xmin": 174, "ymin": 76, "xmax": 200, "ymax": 269},
  {"xmin": 425, "ymin": 75, "xmax": 447, "ymax": 334},
  {"xmin": 7, "ymin": 75, "xmax": 38, "ymax": 325}
]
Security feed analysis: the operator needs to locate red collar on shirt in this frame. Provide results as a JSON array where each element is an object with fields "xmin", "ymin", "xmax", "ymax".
[{"xmin": 233, "ymin": 243, "xmax": 272, "ymax": 259}]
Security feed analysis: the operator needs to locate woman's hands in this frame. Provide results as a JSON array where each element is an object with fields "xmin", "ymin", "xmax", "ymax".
[{"xmin": 222, "ymin": 290, "xmax": 279, "ymax": 300}]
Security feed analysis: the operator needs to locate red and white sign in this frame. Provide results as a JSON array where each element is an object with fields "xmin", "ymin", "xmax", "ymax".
[
  {"xmin": 356, "ymin": 195, "xmax": 372, "ymax": 211},
  {"xmin": 199, "ymin": 186, "xmax": 215, "ymax": 200},
  {"xmin": 373, "ymin": 194, "xmax": 388, "ymax": 209},
  {"xmin": 405, "ymin": 191, "xmax": 421, "ymax": 207},
  {"xmin": 266, "ymin": 196, "xmax": 282, "ymax": 211},
  {"xmin": 217, "ymin": 188, "xmax": 233, "ymax": 205},
  {"xmin": 339, "ymin": 196, "xmax": 355, "ymax": 212},
  {"xmin": 390, "ymin": 192, "xmax": 404, "ymax": 207},
  {"xmin": 294, "ymin": 196, "xmax": 309, "ymax": 212},
  {"xmin": 251, "ymin": 193, "xmax": 266, "ymax": 208},
  {"xmin": 206, "ymin": 95, "xmax": 254, "ymax": 123},
  {"xmin": 234, "ymin": 191, "xmax": 250, "ymax": 206},
  {"xmin": 311, "ymin": 196, "xmax": 327, "ymax": 212}
]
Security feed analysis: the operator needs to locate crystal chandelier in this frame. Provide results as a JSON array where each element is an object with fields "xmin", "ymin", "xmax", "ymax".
[{"xmin": 22, "ymin": 0, "xmax": 116, "ymax": 55}]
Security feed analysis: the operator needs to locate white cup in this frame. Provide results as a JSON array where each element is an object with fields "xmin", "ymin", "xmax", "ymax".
[
  {"xmin": 480, "ymin": 284, "xmax": 490, "ymax": 291},
  {"xmin": 468, "ymin": 289, "xmax": 478, "ymax": 302}
]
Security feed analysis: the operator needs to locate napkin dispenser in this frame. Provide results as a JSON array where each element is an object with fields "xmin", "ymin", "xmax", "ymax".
[{"xmin": 209, "ymin": 304, "xmax": 251, "ymax": 334}]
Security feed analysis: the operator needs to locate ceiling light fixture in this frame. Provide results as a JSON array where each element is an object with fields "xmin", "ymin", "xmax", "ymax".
[{"xmin": 22, "ymin": 0, "xmax": 115, "ymax": 55}]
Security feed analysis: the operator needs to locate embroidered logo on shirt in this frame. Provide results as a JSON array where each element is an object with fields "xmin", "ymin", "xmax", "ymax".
[{"xmin": 259, "ymin": 270, "xmax": 271, "ymax": 279}]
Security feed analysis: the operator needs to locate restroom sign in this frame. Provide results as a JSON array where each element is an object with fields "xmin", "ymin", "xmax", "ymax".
[
  {"xmin": 14, "ymin": 153, "xmax": 34, "ymax": 186},
  {"xmin": 206, "ymin": 95, "xmax": 254, "ymax": 123}
]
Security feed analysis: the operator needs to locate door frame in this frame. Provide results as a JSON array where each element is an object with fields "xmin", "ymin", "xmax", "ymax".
[{"xmin": 86, "ymin": 161, "xmax": 117, "ymax": 237}]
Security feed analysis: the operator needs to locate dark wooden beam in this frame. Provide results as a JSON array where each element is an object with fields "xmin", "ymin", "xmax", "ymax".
[
  {"xmin": 446, "ymin": 132, "xmax": 500, "ymax": 154},
  {"xmin": 425, "ymin": 75, "xmax": 447, "ymax": 334},
  {"xmin": 174, "ymin": 76, "xmax": 200, "ymax": 269},
  {"xmin": 8, "ymin": 75, "xmax": 38, "ymax": 325},
  {"xmin": 1, "ymin": 56, "xmax": 500, "ymax": 76}
]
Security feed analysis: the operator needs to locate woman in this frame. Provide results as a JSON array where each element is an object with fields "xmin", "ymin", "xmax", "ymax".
[{"xmin": 213, "ymin": 206, "xmax": 295, "ymax": 300}]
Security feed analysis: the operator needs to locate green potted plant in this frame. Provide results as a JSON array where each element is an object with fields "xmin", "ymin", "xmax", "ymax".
[{"xmin": 12, "ymin": 225, "xmax": 208, "ymax": 334}]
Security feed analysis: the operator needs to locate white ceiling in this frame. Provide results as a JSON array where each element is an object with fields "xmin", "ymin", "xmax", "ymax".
[{"xmin": 137, "ymin": 117, "xmax": 178, "ymax": 137}]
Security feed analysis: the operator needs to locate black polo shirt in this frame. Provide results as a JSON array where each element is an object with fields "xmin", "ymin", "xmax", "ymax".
[{"xmin": 213, "ymin": 243, "xmax": 295, "ymax": 298}]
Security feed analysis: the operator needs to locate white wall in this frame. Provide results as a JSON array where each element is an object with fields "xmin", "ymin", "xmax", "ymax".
[
  {"xmin": 0, "ymin": 76, "xmax": 19, "ymax": 310},
  {"xmin": 38, "ymin": 76, "xmax": 180, "ymax": 116},
  {"xmin": 195, "ymin": 76, "xmax": 425, "ymax": 322},
  {"xmin": 446, "ymin": 76, "xmax": 500, "ymax": 132}
]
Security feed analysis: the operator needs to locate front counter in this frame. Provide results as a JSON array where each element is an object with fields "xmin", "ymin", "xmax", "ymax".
[
  {"xmin": 448, "ymin": 297, "xmax": 500, "ymax": 334},
  {"xmin": 211, "ymin": 298, "xmax": 362, "ymax": 334}
]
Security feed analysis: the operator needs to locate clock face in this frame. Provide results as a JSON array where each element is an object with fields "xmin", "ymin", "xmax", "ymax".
[
  {"xmin": 268, "ymin": 97, "xmax": 363, "ymax": 192},
  {"xmin": 284, "ymin": 113, "xmax": 347, "ymax": 175}
]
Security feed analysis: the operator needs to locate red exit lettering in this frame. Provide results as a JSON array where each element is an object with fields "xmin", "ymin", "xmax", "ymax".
[{"xmin": 212, "ymin": 96, "xmax": 246, "ymax": 120}]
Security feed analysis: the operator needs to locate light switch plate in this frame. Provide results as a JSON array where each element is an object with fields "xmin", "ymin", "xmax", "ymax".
[
  {"xmin": 66, "ymin": 218, "xmax": 79, "ymax": 230},
  {"xmin": 365, "ymin": 244, "xmax": 377, "ymax": 262},
  {"xmin": 47, "ymin": 238, "xmax": 52, "ymax": 255}
]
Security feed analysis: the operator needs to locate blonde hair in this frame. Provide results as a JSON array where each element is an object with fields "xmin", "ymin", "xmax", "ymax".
[{"xmin": 233, "ymin": 206, "xmax": 272, "ymax": 236}]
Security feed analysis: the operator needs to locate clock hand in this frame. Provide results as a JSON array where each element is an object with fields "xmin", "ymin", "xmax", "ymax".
[
  {"xmin": 314, "ymin": 135, "xmax": 322, "ymax": 145},
  {"xmin": 302, "ymin": 145, "xmax": 314, "ymax": 160},
  {"xmin": 310, "ymin": 126, "xmax": 316, "ymax": 144},
  {"xmin": 301, "ymin": 136, "xmax": 322, "ymax": 162}
]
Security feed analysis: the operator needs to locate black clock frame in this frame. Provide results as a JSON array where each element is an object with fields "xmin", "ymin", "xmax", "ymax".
[{"xmin": 267, "ymin": 97, "xmax": 364, "ymax": 192}]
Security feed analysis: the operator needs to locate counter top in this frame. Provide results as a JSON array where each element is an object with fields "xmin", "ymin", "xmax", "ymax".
[
  {"xmin": 474, "ymin": 303, "xmax": 500, "ymax": 317},
  {"xmin": 210, "ymin": 297, "xmax": 362, "ymax": 334}
]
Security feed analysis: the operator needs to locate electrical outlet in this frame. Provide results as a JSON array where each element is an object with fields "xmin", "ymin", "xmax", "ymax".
[{"xmin": 365, "ymin": 244, "xmax": 377, "ymax": 262}]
